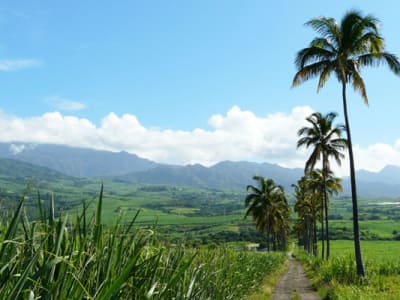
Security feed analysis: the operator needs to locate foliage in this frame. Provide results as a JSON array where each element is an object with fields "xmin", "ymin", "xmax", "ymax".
[
  {"xmin": 297, "ymin": 111, "xmax": 345, "ymax": 260},
  {"xmin": 293, "ymin": 170, "xmax": 342, "ymax": 259},
  {"xmin": 245, "ymin": 176, "xmax": 291, "ymax": 251},
  {"xmin": 295, "ymin": 240, "xmax": 400, "ymax": 299}
]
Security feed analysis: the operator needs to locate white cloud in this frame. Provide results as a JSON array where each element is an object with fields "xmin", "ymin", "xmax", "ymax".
[
  {"xmin": 46, "ymin": 96, "xmax": 87, "ymax": 111},
  {"xmin": 353, "ymin": 142, "xmax": 400, "ymax": 172},
  {"xmin": 0, "ymin": 106, "xmax": 399, "ymax": 175},
  {"xmin": 0, "ymin": 59, "xmax": 40, "ymax": 71},
  {"xmin": 9, "ymin": 143, "xmax": 26, "ymax": 155}
]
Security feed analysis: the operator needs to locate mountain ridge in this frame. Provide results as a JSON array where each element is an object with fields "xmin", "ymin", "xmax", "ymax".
[
  {"xmin": 1, "ymin": 142, "xmax": 400, "ymax": 197},
  {"xmin": 0, "ymin": 143, "xmax": 158, "ymax": 177}
]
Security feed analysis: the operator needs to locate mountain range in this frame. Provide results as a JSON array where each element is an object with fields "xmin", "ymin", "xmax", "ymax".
[
  {"xmin": 0, "ymin": 142, "xmax": 400, "ymax": 198},
  {"xmin": 0, "ymin": 143, "xmax": 157, "ymax": 177}
]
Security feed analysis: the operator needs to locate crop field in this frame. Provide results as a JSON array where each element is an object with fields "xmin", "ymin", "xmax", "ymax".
[
  {"xmin": 0, "ymin": 189, "xmax": 286, "ymax": 299},
  {"xmin": 329, "ymin": 240, "xmax": 400, "ymax": 261},
  {"xmin": 1, "ymin": 170, "xmax": 400, "ymax": 246}
]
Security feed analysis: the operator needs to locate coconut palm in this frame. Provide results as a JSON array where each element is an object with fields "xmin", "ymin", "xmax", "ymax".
[
  {"xmin": 293, "ymin": 177, "xmax": 318, "ymax": 255},
  {"xmin": 306, "ymin": 169, "xmax": 342, "ymax": 259},
  {"xmin": 244, "ymin": 176, "xmax": 290, "ymax": 251},
  {"xmin": 297, "ymin": 111, "xmax": 346, "ymax": 259},
  {"xmin": 292, "ymin": 10, "xmax": 400, "ymax": 276}
]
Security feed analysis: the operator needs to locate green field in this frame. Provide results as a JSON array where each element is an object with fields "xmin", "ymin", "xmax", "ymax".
[
  {"xmin": 1, "ymin": 169, "xmax": 400, "ymax": 246},
  {"xmin": 1, "ymin": 164, "xmax": 400, "ymax": 298},
  {"xmin": 298, "ymin": 240, "xmax": 400, "ymax": 299},
  {"xmin": 329, "ymin": 240, "xmax": 400, "ymax": 261}
]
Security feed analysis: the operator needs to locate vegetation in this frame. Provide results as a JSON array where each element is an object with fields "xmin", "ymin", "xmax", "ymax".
[
  {"xmin": 294, "ymin": 170, "xmax": 342, "ymax": 257},
  {"xmin": 0, "ymin": 186, "xmax": 286, "ymax": 299},
  {"xmin": 244, "ymin": 176, "xmax": 291, "ymax": 251},
  {"xmin": 1, "ymin": 6, "xmax": 400, "ymax": 299},
  {"xmin": 296, "ymin": 240, "xmax": 400, "ymax": 299},
  {"xmin": 293, "ymin": 9, "xmax": 400, "ymax": 277},
  {"xmin": 297, "ymin": 111, "xmax": 346, "ymax": 259}
]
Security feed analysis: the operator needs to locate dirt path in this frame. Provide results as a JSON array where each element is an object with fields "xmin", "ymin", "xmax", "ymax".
[{"xmin": 270, "ymin": 252, "xmax": 320, "ymax": 300}]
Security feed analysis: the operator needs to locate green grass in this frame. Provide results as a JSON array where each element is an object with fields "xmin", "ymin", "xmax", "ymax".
[
  {"xmin": 297, "ymin": 240, "xmax": 400, "ymax": 299},
  {"xmin": 329, "ymin": 240, "xmax": 400, "ymax": 261}
]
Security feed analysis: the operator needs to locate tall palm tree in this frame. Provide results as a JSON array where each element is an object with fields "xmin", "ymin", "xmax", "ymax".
[
  {"xmin": 297, "ymin": 112, "xmax": 346, "ymax": 259},
  {"xmin": 292, "ymin": 10, "xmax": 400, "ymax": 276},
  {"xmin": 244, "ymin": 176, "xmax": 290, "ymax": 251},
  {"xmin": 306, "ymin": 169, "xmax": 342, "ymax": 259},
  {"xmin": 293, "ymin": 177, "xmax": 318, "ymax": 255}
]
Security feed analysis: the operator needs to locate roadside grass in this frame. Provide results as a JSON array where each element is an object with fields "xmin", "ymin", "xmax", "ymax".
[
  {"xmin": 296, "ymin": 240, "xmax": 400, "ymax": 299},
  {"xmin": 246, "ymin": 258, "xmax": 289, "ymax": 300}
]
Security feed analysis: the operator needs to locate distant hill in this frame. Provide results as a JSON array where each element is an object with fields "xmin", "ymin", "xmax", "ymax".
[
  {"xmin": 0, "ymin": 158, "xmax": 81, "ymax": 194},
  {"xmin": 116, "ymin": 161, "xmax": 305, "ymax": 190},
  {"xmin": 0, "ymin": 143, "xmax": 158, "ymax": 178},
  {"xmin": 117, "ymin": 161, "xmax": 400, "ymax": 197},
  {"xmin": 353, "ymin": 165, "xmax": 400, "ymax": 186},
  {"xmin": 1, "ymin": 142, "xmax": 400, "ymax": 197},
  {"xmin": 341, "ymin": 165, "xmax": 400, "ymax": 198},
  {"xmin": 0, "ymin": 158, "xmax": 73, "ymax": 181}
]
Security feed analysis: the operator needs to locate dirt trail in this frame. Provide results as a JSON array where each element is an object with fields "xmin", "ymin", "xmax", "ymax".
[{"xmin": 270, "ymin": 252, "xmax": 320, "ymax": 300}]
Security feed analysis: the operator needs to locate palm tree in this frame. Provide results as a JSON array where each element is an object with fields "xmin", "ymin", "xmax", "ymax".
[
  {"xmin": 293, "ymin": 177, "xmax": 318, "ymax": 255},
  {"xmin": 306, "ymin": 169, "xmax": 342, "ymax": 259},
  {"xmin": 244, "ymin": 176, "xmax": 290, "ymax": 251},
  {"xmin": 292, "ymin": 10, "xmax": 400, "ymax": 276},
  {"xmin": 297, "ymin": 112, "xmax": 346, "ymax": 259}
]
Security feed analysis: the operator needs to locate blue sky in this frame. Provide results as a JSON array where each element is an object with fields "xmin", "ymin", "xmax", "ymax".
[{"xmin": 0, "ymin": 1, "xmax": 399, "ymax": 173}]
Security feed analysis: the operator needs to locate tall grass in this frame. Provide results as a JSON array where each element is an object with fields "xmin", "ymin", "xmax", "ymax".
[
  {"xmin": 296, "ymin": 248, "xmax": 400, "ymax": 299},
  {"xmin": 0, "ymin": 185, "xmax": 285, "ymax": 299}
]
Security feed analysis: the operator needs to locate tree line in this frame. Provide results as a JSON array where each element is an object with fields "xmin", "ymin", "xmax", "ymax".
[{"xmin": 245, "ymin": 9, "xmax": 400, "ymax": 279}]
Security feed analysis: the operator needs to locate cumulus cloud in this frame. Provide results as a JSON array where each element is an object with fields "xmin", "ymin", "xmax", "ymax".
[
  {"xmin": 0, "ymin": 106, "xmax": 313, "ymax": 166},
  {"xmin": 46, "ymin": 96, "xmax": 87, "ymax": 111},
  {"xmin": 353, "ymin": 142, "xmax": 400, "ymax": 172},
  {"xmin": 0, "ymin": 106, "xmax": 399, "ymax": 174},
  {"xmin": 0, "ymin": 59, "xmax": 40, "ymax": 71}
]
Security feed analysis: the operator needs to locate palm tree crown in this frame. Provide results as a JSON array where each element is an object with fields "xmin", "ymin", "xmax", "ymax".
[
  {"xmin": 297, "ymin": 112, "xmax": 347, "ymax": 173},
  {"xmin": 292, "ymin": 10, "xmax": 400, "ymax": 102},
  {"xmin": 245, "ymin": 176, "xmax": 290, "ymax": 251}
]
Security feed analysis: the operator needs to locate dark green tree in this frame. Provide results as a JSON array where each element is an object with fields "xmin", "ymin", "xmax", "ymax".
[
  {"xmin": 244, "ymin": 176, "xmax": 290, "ymax": 251},
  {"xmin": 293, "ymin": 176, "xmax": 319, "ymax": 256}
]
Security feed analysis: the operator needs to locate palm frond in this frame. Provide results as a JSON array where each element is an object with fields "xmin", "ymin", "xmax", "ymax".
[
  {"xmin": 305, "ymin": 17, "xmax": 340, "ymax": 44},
  {"xmin": 351, "ymin": 66, "xmax": 368, "ymax": 104},
  {"xmin": 317, "ymin": 62, "xmax": 335, "ymax": 91},
  {"xmin": 357, "ymin": 52, "xmax": 400, "ymax": 73},
  {"xmin": 292, "ymin": 60, "xmax": 331, "ymax": 88},
  {"xmin": 295, "ymin": 46, "xmax": 335, "ymax": 69}
]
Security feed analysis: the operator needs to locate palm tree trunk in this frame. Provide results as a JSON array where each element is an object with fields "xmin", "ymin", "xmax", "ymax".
[
  {"xmin": 324, "ymin": 186, "xmax": 330, "ymax": 259},
  {"xmin": 322, "ymin": 157, "xmax": 330, "ymax": 259},
  {"xmin": 309, "ymin": 219, "xmax": 312, "ymax": 254},
  {"xmin": 342, "ymin": 81, "xmax": 365, "ymax": 277},
  {"xmin": 305, "ymin": 218, "xmax": 310, "ymax": 253},
  {"xmin": 320, "ymin": 196, "xmax": 325, "ymax": 259},
  {"xmin": 313, "ymin": 208, "xmax": 318, "ymax": 257}
]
